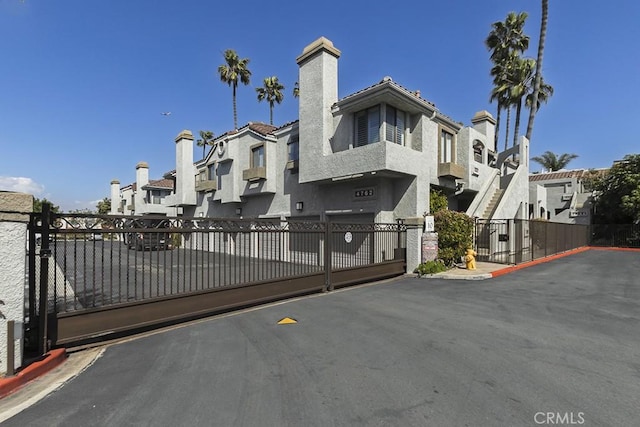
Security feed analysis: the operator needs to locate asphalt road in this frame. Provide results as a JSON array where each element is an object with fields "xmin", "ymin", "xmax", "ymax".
[{"xmin": 7, "ymin": 250, "xmax": 639, "ymax": 426}]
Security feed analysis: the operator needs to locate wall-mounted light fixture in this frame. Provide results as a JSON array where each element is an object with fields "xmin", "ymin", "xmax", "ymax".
[
  {"xmin": 295, "ymin": 202, "xmax": 303, "ymax": 211},
  {"xmin": 235, "ymin": 207, "xmax": 242, "ymax": 216},
  {"xmin": 199, "ymin": 212, "xmax": 204, "ymax": 217}
]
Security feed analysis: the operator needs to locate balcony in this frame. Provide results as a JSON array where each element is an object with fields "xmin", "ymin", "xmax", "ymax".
[
  {"xmin": 286, "ymin": 160, "xmax": 299, "ymax": 171},
  {"xmin": 438, "ymin": 162, "xmax": 466, "ymax": 179},
  {"xmin": 195, "ymin": 179, "xmax": 217, "ymax": 193},
  {"xmin": 243, "ymin": 167, "xmax": 266, "ymax": 182}
]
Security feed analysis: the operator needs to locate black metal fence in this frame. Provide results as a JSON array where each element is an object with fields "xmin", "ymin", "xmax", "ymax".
[
  {"xmin": 31, "ymin": 214, "xmax": 406, "ymax": 313},
  {"xmin": 590, "ymin": 224, "xmax": 640, "ymax": 248},
  {"xmin": 26, "ymin": 210, "xmax": 407, "ymax": 349},
  {"xmin": 474, "ymin": 219, "xmax": 591, "ymax": 265}
]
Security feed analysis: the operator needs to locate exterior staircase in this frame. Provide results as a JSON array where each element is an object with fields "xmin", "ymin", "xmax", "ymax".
[{"xmin": 482, "ymin": 189, "xmax": 505, "ymax": 219}]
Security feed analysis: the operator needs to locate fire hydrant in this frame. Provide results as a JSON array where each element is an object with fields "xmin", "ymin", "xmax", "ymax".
[{"xmin": 464, "ymin": 247, "xmax": 477, "ymax": 270}]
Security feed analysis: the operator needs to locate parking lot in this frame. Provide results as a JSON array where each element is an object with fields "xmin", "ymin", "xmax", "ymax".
[{"xmin": 6, "ymin": 249, "xmax": 640, "ymax": 426}]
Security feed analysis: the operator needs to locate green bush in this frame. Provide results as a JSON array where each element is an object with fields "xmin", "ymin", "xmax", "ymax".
[
  {"xmin": 415, "ymin": 259, "xmax": 447, "ymax": 275},
  {"xmin": 434, "ymin": 209, "xmax": 474, "ymax": 266},
  {"xmin": 430, "ymin": 189, "xmax": 448, "ymax": 214}
]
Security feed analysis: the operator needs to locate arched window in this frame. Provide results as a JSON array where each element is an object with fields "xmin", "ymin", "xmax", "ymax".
[{"xmin": 473, "ymin": 140, "xmax": 484, "ymax": 163}]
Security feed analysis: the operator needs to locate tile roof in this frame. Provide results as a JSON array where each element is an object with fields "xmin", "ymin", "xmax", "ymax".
[
  {"xmin": 338, "ymin": 76, "xmax": 437, "ymax": 108},
  {"xmin": 216, "ymin": 121, "xmax": 277, "ymax": 139},
  {"xmin": 529, "ymin": 168, "xmax": 608, "ymax": 182},
  {"xmin": 142, "ymin": 178, "xmax": 175, "ymax": 190}
]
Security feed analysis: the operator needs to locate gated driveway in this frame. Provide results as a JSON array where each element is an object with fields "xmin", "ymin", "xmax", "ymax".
[{"xmin": 7, "ymin": 249, "xmax": 640, "ymax": 426}]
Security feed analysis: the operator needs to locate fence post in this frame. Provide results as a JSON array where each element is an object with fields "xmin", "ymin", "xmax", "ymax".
[
  {"xmin": 0, "ymin": 192, "xmax": 33, "ymax": 376},
  {"xmin": 38, "ymin": 202, "xmax": 52, "ymax": 355},
  {"xmin": 324, "ymin": 220, "xmax": 332, "ymax": 292}
]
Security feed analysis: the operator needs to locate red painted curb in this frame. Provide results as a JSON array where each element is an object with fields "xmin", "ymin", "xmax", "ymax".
[
  {"xmin": 491, "ymin": 247, "xmax": 591, "ymax": 278},
  {"xmin": 0, "ymin": 349, "xmax": 67, "ymax": 399},
  {"xmin": 589, "ymin": 246, "xmax": 640, "ymax": 253}
]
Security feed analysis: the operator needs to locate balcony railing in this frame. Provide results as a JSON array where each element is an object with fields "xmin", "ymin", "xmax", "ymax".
[
  {"xmin": 195, "ymin": 179, "xmax": 217, "ymax": 192},
  {"xmin": 243, "ymin": 167, "xmax": 266, "ymax": 182},
  {"xmin": 438, "ymin": 162, "xmax": 465, "ymax": 179}
]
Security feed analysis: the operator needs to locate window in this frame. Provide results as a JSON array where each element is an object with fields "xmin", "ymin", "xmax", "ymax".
[
  {"xmin": 385, "ymin": 106, "xmax": 406, "ymax": 145},
  {"xmin": 251, "ymin": 144, "xmax": 265, "ymax": 167},
  {"xmin": 473, "ymin": 141, "xmax": 484, "ymax": 163},
  {"xmin": 355, "ymin": 106, "xmax": 380, "ymax": 146},
  {"xmin": 207, "ymin": 164, "xmax": 215, "ymax": 180},
  {"xmin": 148, "ymin": 190, "xmax": 164, "ymax": 205},
  {"xmin": 216, "ymin": 163, "xmax": 222, "ymax": 190},
  {"xmin": 439, "ymin": 129, "xmax": 454, "ymax": 163},
  {"xmin": 288, "ymin": 136, "xmax": 299, "ymax": 162}
]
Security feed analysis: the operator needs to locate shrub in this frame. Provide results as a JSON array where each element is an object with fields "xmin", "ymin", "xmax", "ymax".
[
  {"xmin": 434, "ymin": 209, "xmax": 474, "ymax": 266},
  {"xmin": 415, "ymin": 259, "xmax": 447, "ymax": 276},
  {"xmin": 430, "ymin": 189, "xmax": 448, "ymax": 214}
]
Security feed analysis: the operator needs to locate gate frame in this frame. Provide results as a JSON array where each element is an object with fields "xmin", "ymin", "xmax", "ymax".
[{"xmin": 28, "ymin": 206, "xmax": 407, "ymax": 349}]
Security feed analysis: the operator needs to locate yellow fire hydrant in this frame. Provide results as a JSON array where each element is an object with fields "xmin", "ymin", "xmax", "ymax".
[{"xmin": 464, "ymin": 247, "xmax": 477, "ymax": 270}]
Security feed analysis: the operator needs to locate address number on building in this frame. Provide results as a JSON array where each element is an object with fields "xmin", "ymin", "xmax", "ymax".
[{"xmin": 354, "ymin": 188, "xmax": 375, "ymax": 198}]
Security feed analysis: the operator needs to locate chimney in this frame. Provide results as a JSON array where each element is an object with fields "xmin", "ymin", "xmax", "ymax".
[
  {"xmin": 296, "ymin": 36, "xmax": 341, "ymax": 183},
  {"xmin": 174, "ymin": 130, "xmax": 196, "ymax": 206},
  {"xmin": 110, "ymin": 179, "xmax": 120, "ymax": 214},
  {"xmin": 134, "ymin": 162, "xmax": 149, "ymax": 213},
  {"xmin": 471, "ymin": 111, "xmax": 497, "ymax": 152}
]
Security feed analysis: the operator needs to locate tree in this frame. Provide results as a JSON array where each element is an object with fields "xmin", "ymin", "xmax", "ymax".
[
  {"xmin": 33, "ymin": 197, "xmax": 60, "ymax": 213},
  {"xmin": 256, "ymin": 76, "xmax": 285, "ymax": 125},
  {"xmin": 502, "ymin": 56, "xmax": 536, "ymax": 147},
  {"xmin": 96, "ymin": 198, "xmax": 111, "ymax": 214},
  {"xmin": 531, "ymin": 151, "xmax": 578, "ymax": 172},
  {"xmin": 196, "ymin": 130, "xmax": 215, "ymax": 159},
  {"xmin": 525, "ymin": 0, "xmax": 549, "ymax": 142},
  {"xmin": 592, "ymin": 154, "xmax": 640, "ymax": 224},
  {"xmin": 218, "ymin": 49, "xmax": 251, "ymax": 130},
  {"xmin": 486, "ymin": 11, "xmax": 530, "ymax": 150}
]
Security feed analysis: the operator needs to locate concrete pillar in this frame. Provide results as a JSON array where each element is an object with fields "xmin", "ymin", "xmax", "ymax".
[
  {"xmin": 134, "ymin": 162, "xmax": 149, "ymax": 215},
  {"xmin": 0, "ymin": 191, "xmax": 33, "ymax": 374},
  {"xmin": 471, "ymin": 110, "xmax": 497, "ymax": 153},
  {"xmin": 404, "ymin": 217, "xmax": 424, "ymax": 273},
  {"xmin": 110, "ymin": 179, "xmax": 120, "ymax": 215},
  {"xmin": 297, "ymin": 37, "xmax": 341, "ymax": 183},
  {"xmin": 175, "ymin": 130, "xmax": 196, "ymax": 206}
]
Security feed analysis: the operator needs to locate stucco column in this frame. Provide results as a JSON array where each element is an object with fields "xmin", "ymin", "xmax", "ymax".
[
  {"xmin": 404, "ymin": 217, "xmax": 424, "ymax": 273},
  {"xmin": 110, "ymin": 179, "xmax": 120, "ymax": 215},
  {"xmin": 0, "ymin": 191, "xmax": 33, "ymax": 374}
]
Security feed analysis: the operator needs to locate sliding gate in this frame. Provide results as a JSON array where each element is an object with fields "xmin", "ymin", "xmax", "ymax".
[{"xmin": 26, "ymin": 207, "xmax": 406, "ymax": 352}]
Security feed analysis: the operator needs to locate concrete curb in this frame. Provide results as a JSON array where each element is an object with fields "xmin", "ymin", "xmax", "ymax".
[
  {"xmin": 490, "ymin": 246, "xmax": 591, "ymax": 278},
  {"xmin": 0, "ymin": 349, "xmax": 67, "ymax": 399}
]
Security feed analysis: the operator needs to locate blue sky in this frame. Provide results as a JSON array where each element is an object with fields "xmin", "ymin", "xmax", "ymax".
[{"xmin": 1, "ymin": 1, "xmax": 639, "ymax": 211}]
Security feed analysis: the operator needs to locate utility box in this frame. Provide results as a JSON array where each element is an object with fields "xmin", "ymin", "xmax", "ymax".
[{"xmin": 422, "ymin": 232, "xmax": 438, "ymax": 263}]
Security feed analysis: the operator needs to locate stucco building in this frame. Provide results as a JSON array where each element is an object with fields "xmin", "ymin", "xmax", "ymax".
[{"xmin": 109, "ymin": 37, "xmax": 532, "ymax": 268}]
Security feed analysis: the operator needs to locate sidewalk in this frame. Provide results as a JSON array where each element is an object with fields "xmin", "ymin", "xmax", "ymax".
[
  {"xmin": 418, "ymin": 261, "xmax": 506, "ymax": 280},
  {"xmin": 419, "ymin": 247, "xmax": 592, "ymax": 280}
]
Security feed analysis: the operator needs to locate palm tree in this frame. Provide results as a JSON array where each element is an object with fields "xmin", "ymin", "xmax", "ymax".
[
  {"xmin": 218, "ymin": 49, "xmax": 251, "ymax": 130},
  {"xmin": 293, "ymin": 81, "xmax": 299, "ymax": 98},
  {"xmin": 256, "ymin": 76, "xmax": 285, "ymax": 125},
  {"xmin": 196, "ymin": 130, "xmax": 215, "ymax": 159},
  {"xmin": 525, "ymin": 0, "xmax": 549, "ymax": 141},
  {"xmin": 532, "ymin": 151, "xmax": 578, "ymax": 172},
  {"xmin": 505, "ymin": 56, "xmax": 536, "ymax": 147},
  {"xmin": 486, "ymin": 12, "xmax": 529, "ymax": 150},
  {"xmin": 526, "ymin": 76, "xmax": 554, "ymax": 112}
]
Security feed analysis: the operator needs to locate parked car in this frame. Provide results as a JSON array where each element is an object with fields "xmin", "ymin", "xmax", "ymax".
[
  {"xmin": 124, "ymin": 218, "xmax": 169, "ymax": 251},
  {"xmin": 88, "ymin": 233, "xmax": 103, "ymax": 241}
]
